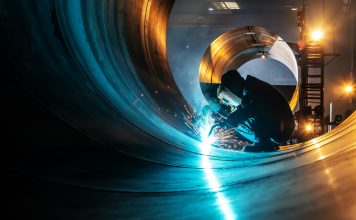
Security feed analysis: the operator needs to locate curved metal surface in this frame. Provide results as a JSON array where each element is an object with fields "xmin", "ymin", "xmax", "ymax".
[
  {"xmin": 199, "ymin": 27, "xmax": 299, "ymax": 110},
  {"xmin": 1, "ymin": 0, "xmax": 356, "ymax": 219}
]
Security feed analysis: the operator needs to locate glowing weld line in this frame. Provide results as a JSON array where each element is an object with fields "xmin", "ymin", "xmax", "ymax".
[{"xmin": 199, "ymin": 117, "xmax": 237, "ymax": 220}]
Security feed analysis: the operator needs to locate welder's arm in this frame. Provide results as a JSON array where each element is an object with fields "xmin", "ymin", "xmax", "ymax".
[
  {"xmin": 225, "ymin": 105, "xmax": 248, "ymax": 127},
  {"xmin": 207, "ymin": 105, "xmax": 247, "ymax": 136}
]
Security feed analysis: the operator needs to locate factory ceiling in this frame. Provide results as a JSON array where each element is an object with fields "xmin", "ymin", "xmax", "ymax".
[{"xmin": 170, "ymin": 0, "xmax": 301, "ymax": 27}]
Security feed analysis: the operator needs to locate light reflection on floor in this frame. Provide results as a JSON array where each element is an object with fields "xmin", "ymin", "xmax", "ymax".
[{"xmin": 199, "ymin": 123, "xmax": 237, "ymax": 220}]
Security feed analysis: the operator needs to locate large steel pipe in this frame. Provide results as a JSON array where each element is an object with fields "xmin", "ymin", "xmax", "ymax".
[
  {"xmin": 1, "ymin": 0, "xmax": 356, "ymax": 219},
  {"xmin": 199, "ymin": 26, "xmax": 299, "ymax": 110}
]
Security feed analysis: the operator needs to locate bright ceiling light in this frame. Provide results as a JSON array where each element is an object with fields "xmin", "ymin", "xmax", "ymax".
[
  {"xmin": 212, "ymin": 1, "xmax": 240, "ymax": 10},
  {"xmin": 311, "ymin": 29, "xmax": 324, "ymax": 41},
  {"xmin": 224, "ymin": 2, "xmax": 240, "ymax": 9},
  {"xmin": 344, "ymin": 85, "xmax": 353, "ymax": 93}
]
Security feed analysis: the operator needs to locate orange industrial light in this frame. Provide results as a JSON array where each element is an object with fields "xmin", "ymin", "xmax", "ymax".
[
  {"xmin": 344, "ymin": 85, "xmax": 353, "ymax": 94},
  {"xmin": 310, "ymin": 29, "xmax": 324, "ymax": 41},
  {"xmin": 305, "ymin": 123, "xmax": 313, "ymax": 132}
]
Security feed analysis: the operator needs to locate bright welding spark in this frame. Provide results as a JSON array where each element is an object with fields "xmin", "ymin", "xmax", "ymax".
[{"xmin": 182, "ymin": 105, "xmax": 246, "ymax": 150}]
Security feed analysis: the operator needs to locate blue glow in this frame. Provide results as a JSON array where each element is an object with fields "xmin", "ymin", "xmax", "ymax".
[{"xmin": 198, "ymin": 114, "xmax": 237, "ymax": 220}]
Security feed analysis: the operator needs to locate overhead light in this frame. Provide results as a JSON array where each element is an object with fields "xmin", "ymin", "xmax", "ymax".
[
  {"xmin": 256, "ymin": 51, "xmax": 268, "ymax": 58},
  {"xmin": 311, "ymin": 29, "xmax": 324, "ymax": 41},
  {"xmin": 208, "ymin": 7, "xmax": 214, "ymax": 11},
  {"xmin": 291, "ymin": 8, "xmax": 298, "ymax": 11},
  {"xmin": 344, "ymin": 84, "xmax": 353, "ymax": 94},
  {"xmin": 212, "ymin": 1, "xmax": 240, "ymax": 10},
  {"xmin": 224, "ymin": 1, "xmax": 240, "ymax": 9},
  {"xmin": 305, "ymin": 123, "xmax": 313, "ymax": 132}
]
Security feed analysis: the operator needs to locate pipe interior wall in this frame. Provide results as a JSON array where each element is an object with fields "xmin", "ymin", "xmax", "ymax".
[{"xmin": 1, "ymin": 0, "xmax": 356, "ymax": 219}]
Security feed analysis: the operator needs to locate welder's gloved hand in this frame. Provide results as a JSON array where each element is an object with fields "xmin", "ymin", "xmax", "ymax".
[{"xmin": 201, "ymin": 105, "xmax": 212, "ymax": 117}]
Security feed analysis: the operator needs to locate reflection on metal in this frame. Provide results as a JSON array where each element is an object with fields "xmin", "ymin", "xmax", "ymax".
[
  {"xmin": 199, "ymin": 26, "xmax": 299, "ymax": 111},
  {"xmin": 280, "ymin": 111, "xmax": 356, "ymax": 151},
  {"xmin": 200, "ymin": 140, "xmax": 236, "ymax": 220},
  {"xmin": 289, "ymin": 88, "xmax": 299, "ymax": 112}
]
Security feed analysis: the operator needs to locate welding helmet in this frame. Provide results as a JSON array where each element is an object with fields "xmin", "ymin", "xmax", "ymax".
[
  {"xmin": 214, "ymin": 70, "xmax": 244, "ymax": 119},
  {"xmin": 217, "ymin": 86, "xmax": 241, "ymax": 113},
  {"xmin": 220, "ymin": 70, "xmax": 245, "ymax": 98}
]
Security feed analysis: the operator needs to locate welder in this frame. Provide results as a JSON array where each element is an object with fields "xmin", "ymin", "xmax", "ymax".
[{"xmin": 207, "ymin": 69, "xmax": 295, "ymax": 152}]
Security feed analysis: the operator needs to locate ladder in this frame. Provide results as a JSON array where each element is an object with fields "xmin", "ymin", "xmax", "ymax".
[{"xmin": 300, "ymin": 40, "xmax": 325, "ymax": 135}]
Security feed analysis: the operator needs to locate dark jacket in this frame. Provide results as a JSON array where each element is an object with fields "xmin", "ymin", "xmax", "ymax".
[{"xmin": 223, "ymin": 74, "xmax": 295, "ymax": 143}]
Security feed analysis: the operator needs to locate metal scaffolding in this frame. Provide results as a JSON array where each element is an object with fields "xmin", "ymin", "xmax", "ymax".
[{"xmin": 295, "ymin": 0, "xmax": 341, "ymax": 139}]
